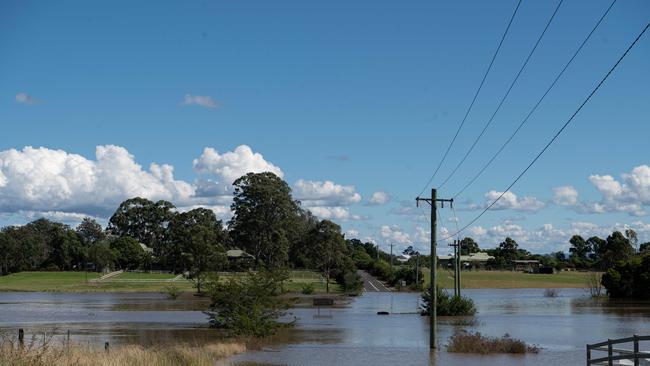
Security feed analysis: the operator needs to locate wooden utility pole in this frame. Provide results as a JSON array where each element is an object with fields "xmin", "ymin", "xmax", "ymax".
[
  {"xmin": 416, "ymin": 188, "xmax": 453, "ymax": 349},
  {"xmin": 449, "ymin": 240, "xmax": 460, "ymax": 297}
]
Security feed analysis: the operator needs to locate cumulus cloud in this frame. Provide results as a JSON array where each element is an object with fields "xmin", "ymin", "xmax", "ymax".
[
  {"xmin": 380, "ymin": 225, "xmax": 411, "ymax": 245},
  {"xmin": 181, "ymin": 94, "xmax": 220, "ymax": 108},
  {"xmin": 193, "ymin": 145, "xmax": 283, "ymax": 193},
  {"xmin": 15, "ymin": 92, "xmax": 39, "ymax": 104},
  {"xmin": 553, "ymin": 186, "xmax": 579, "ymax": 206},
  {"xmin": 585, "ymin": 165, "xmax": 650, "ymax": 216},
  {"xmin": 307, "ymin": 206, "xmax": 362, "ymax": 221},
  {"xmin": 293, "ymin": 180, "xmax": 361, "ymax": 207},
  {"xmin": 368, "ymin": 191, "xmax": 390, "ymax": 205},
  {"xmin": 346, "ymin": 229, "xmax": 359, "ymax": 237},
  {"xmin": 0, "ymin": 146, "xmax": 194, "ymax": 216},
  {"xmin": 481, "ymin": 190, "xmax": 545, "ymax": 212}
]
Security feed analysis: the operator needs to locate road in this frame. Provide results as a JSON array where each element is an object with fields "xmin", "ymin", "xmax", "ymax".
[{"xmin": 357, "ymin": 270, "xmax": 392, "ymax": 292}]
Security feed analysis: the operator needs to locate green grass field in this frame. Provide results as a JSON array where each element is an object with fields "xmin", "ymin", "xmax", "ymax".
[
  {"xmin": 422, "ymin": 269, "xmax": 596, "ymax": 289},
  {"xmin": 0, "ymin": 270, "xmax": 339, "ymax": 293}
]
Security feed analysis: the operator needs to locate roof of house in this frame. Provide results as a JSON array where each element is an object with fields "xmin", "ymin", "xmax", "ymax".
[
  {"xmin": 139, "ymin": 243, "xmax": 153, "ymax": 254},
  {"xmin": 226, "ymin": 249, "xmax": 254, "ymax": 259},
  {"xmin": 438, "ymin": 252, "xmax": 495, "ymax": 262}
]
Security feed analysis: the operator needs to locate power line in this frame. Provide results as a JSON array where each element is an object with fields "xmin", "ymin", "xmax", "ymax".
[
  {"xmin": 441, "ymin": 20, "xmax": 649, "ymax": 241},
  {"xmin": 452, "ymin": 0, "xmax": 618, "ymax": 199},
  {"xmin": 417, "ymin": 0, "xmax": 523, "ymax": 197},
  {"xmin": 437, "ymin": 0, "xmax": 564, "ymax": 190}
]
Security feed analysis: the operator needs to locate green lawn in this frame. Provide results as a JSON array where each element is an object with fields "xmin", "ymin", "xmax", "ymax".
[
  {"xmin": 0, "ymin": 270, "xmax": 340, "ymax": 293},
  {"xmin": 421, "ymin": 269, "xmax": 597, "ymax": 289}
]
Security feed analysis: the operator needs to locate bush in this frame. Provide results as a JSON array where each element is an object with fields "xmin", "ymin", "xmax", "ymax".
[
  {"xmin": 420, "ymin": 287, "xmax": 476, "ymax": 316},
  {"xmin": 391, "ymin": 266, "xmax": 423, "ymax": 288},
  {"xmin": 602, "ymin": 253, "xmax": 650, "ymax": 298},
  {"xmin": 205, "ymin": 270, "xmax": 293, "ymax": 337},
  {"xmin": 543, "ymin": 288, "xmax": 559, "ymax": 298},
  {"xmin": 164, "ymin": 283, "xmax": 181, "ymax": 300},
  {"xmin": 370, "ymin": 260, "xmax": 393, "ymax": 283},
  {"xmin": 301, "ymin": 283, "xmax": 315, "ymax": 295},
  {"xmin": 447, "ymin": 332, "xmax": 539, "ymax": 354},
  {"xmin": 341, "ymin": 271, "xmax": 363, "ymax": 294}
]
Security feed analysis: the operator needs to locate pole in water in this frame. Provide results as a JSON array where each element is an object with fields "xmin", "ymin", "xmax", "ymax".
[{"xmin": 18, "ymin": 328, "xmax": 24, "ymax": 349}]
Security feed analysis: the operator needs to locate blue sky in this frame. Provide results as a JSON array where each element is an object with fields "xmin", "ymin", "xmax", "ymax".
[{"xmin": 1, "ymin": 0, "xmax": 649, "ymax": 255}]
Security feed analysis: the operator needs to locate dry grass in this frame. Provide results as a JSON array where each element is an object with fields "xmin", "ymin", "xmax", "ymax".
[
  {"xmin": 0, "ymin": 335, "xmax": 245, "ymax": 366},
  {"xmin": 447, "ymin": 331, "xmax": 539, "ymax": 354}
]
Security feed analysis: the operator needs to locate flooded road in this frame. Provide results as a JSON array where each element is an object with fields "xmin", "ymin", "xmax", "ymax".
[{"xmin": 1, "ymin": 289, "xmax": 650, "ymax": 365}]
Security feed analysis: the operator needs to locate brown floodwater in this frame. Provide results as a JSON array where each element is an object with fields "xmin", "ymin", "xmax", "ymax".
[{"xmin": 1, "ymin": 289, "xmax": 650, "ymax": 365}]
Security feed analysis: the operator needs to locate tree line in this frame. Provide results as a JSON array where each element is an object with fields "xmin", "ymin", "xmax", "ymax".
[{"xmin": 0, "ymin": 172, "xmax": 361, "ymax": 293}]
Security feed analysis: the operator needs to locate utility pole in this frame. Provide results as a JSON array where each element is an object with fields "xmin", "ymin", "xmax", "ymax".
[
  {"xmin": 449, "ymin": 240, "xmax": 460, "ymax": 297},
  {"xmin": 416, "ymin": 188, "xmax": 453, "ymax": 349},
  {"xmin": 390, "ymin": 243, "xmax": 394, "ymax": 273}
]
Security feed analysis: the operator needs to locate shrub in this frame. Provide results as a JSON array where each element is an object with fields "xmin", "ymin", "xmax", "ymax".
[
  {"xmin": 420, "ymin": 287, "xmax": 476, "ymax": 316},
  {"xmin": 391, "ymin": 266, "xmax": 423, "ymax": 288},
  {"xmin": 164, "ymin": 283, "xmax": 181, "ymax": 300},
  {"xmin": 543, "ymin": 288, "xmax": 559, "ymax": 298},
  {"xmin": 205, "ymin": 270, "xmax": 294, "ymax": 337},
  {"xmin": 602, "ymin": 253, "xmax": 650, "ymax": 298},
  {"xmin": 447, "ymin": 332, "xmax": 539, "ymax": 354},
  {"xmin": 341, "ymin": 271, "xmax": 363, "ymax": 294},
  {"xmin": 301, "ymin": 283, "xmax": 315, "ymax": 295}
]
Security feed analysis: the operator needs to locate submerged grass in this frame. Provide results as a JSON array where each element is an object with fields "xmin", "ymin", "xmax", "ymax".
[{"xmin": 447, "ymin": 332, "xmax": 539, "ymax": 354}]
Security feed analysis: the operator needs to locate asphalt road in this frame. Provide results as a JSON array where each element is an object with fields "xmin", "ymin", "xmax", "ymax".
[{"xmin": 357, "ymin": 270, "xmax": 392, "ymax": 292}]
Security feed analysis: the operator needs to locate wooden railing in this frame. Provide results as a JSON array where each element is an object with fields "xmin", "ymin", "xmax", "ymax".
[{"xmin": 587, "ymin": 335, "xmax": 650, "ymax": 366}]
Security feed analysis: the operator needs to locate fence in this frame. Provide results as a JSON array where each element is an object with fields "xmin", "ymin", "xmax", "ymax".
[{"xmin": 587, "ymin": 335, "xmax": 650, "ymax": 366}]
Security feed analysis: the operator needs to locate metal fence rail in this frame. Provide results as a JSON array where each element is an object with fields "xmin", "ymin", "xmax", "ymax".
[{"xmin": 587, "ymin": 335, "xmax": 650, "ymax": 366}]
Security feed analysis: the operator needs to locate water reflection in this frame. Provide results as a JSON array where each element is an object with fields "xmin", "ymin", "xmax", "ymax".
[{"xmin": 1, "ymin": 289, "xmax": 650, "ymax": 366}]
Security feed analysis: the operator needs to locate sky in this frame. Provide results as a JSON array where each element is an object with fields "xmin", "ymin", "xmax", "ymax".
[{"xmin": 1, "ymin": 0, "xmax": 649, "ymax": 256}]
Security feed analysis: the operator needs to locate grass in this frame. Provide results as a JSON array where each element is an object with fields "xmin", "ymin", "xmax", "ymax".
[
  {"xmin": 0, "ymin": 337, "xmax": 245, "ymax": 366},
  {"xmin": 0, "ymin": 270, "xmax": 341, "ymax": 294},
  {"xmin": 447, "ymin": 332, "xmax": 539, "ymax": 354},
  {"xmin": 421, "ymin": 269, "xmax": 597, "ymax": 289}
]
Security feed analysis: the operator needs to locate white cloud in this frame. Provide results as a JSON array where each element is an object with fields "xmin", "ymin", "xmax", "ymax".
[
  {"xmin": 585, "ymin": 165, "xmax": 650, "ymax": 216},
  {"xmin": 483, "ymin": 190, "xmax": 545, "ymax": 212},
  {"xmin": 193, "ymin": 145, "xmax": 283, "ymax": 192},
  {"xmin": 380, "ymin": 225, "xmax": 411, "ymax": 245},
  {"xmin": 553, "ymin": 186, "xmax": 578, "ymax": 206},
  {"xmin": 307, "ymin": 206, "xmax": 362, "ymax": 221},
  {"xmin": 181, "ymin": 94, "xmax": 220, "ymax": 109},
  {"xmin": 15, "ymin": 92, "xmax": 39, "ymax": 104},
  {"xmin": 0, "ymin": 146, "xmax": 194, "ymax": 216},
  {"xmin": 346, "ymin": 229, "xmax": 359, "ymax": 237},
  {"xmin": 293, "ymin": 180, "xmax": 361, "ymax": 207},
  {"xmin": 368, "ymin": 191, "xmax": 390, "ymax": 205}
]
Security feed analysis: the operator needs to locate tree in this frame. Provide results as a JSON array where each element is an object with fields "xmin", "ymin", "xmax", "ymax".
[
  {"xmin": 107, "ymin": 197, "xmax": 176, "ymax": 258},
  {"xmin": 183, "ymin": 223, "xmax": 227, "ymax": 293},
  {"xmin": 641, "ymin": 242, "xmax": 650, "ymax": 253},
  {"xmin": 109, "ymin": 236, "xmax": 144, "ymax": 270},
  {"xmin": 587, "ymin": 236, "xmax": 607, "ymax": 262},
  {"xmin": 498, "ymin": 237, "xmax": 519, "ymax": 261},
  {"xmin": 168, "ymin": 208, "xmax": 227, "ymax": 274},
  {"xmin": 229, "ymin": 173, "xmax": 300, "ymax": 268},
  {"xmin": 460, "ymin": 237, "xmax": 479, "ymax": 255},
  {"xmin": 205, "ymin": 270, "xmax": 293, "ymax": 337},
  {"xmin": 76, "ymin": 217, "xmax": 105, "ymax": 246},
  {"xmin": 569, "ymin": 235, "xmax": 591, "ymax": 260},
  {"xmin": 88, "ymin": 239, "xmax": 116, "ymax": 271},
  {"xmin": 602, "ymin": 252, "xmax": 650, "ymax": 298},
  {"xmin": 307, "ymin": 220, "xmax": 347, "ymax": 293},
  {"xmin": 600, "ymin": 231, "xmax": 634, "ymax": 270},
  {"xmin": 625, "ymin": 229, "xmax": 639, "ymax": 253},
  {"xmin": 402, "ymin": 245, "xmax": 420, "ymax": 256}
]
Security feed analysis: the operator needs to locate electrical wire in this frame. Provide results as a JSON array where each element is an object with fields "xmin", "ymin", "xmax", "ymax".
[
  {"xmin": 437, "ymin": 0, "xmax": 564, "ymax": 189},
  {"xmin": 441, "ymin": 20, "xmax": 649, "ymax": 241},
  {"xmin": 416, "ymin": 0, "xmax": 524, "ymax": 198},
  {"xmin": 452, "ymin": 0, "xmax": 618, "ymax": 199}
]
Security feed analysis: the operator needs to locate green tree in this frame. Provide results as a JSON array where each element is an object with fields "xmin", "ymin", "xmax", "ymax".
[
  {"xmin": 569, "ymin": 235, "xmax": 591, "ymax": 260},
  {"xmin": 307, "ymin": 220, "xmax": 347, "ymax": 293},
  {"xmin": 109, "ymin": 236, "xmax": 144, "ymax": 270},
  {"xmin": 107, "ymin": 197, "xmax": 176, "ymax": 258},
  {"xmin": 184, "ymin": 224, "xmax": 227, "ymax": 293},
  {"xmin": 625, "ymin": 229, "xmax": 639, "ymax": 252},
  {"xmin": 76, "ymin": 217, "xmax": 106, "ymax": 246},
  {"xmin": 587, "ymin": 236, "xmax": 607, "ymax": 262},
  {"xmin": 600, "ymin": 231, "xmax": 634, "ymax": 270},
  {"xmin": 88, "ymin": 239, "xmax": 116, "ymax": 271},
  {"xmin": 460, "ymin": 237, "xmax": 479, "ymax": 255},
  {"xmin": 640, "ymin": 242, "xmax": 650, "ymax": 252},
  {"xmin": 229, "ymin": 172, "xmax": 300, "ymax": 268},
  {"xmin": 498, "ymin": 237, "xmax": 519, "ymax": 261},
  {"xmin": 205, "ymin": 270, "xmax": 293, "ymax": 337}
]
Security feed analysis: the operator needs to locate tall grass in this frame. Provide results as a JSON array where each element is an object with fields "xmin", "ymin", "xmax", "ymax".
[{"xmin": 0, "ymin": 333, "xmax": 245, "ymax": 366}]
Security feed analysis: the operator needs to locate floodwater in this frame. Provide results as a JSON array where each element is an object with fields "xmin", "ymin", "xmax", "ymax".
[{"xmin": 1, "ymin": 289, "xmax": 650, "ymax": 365}]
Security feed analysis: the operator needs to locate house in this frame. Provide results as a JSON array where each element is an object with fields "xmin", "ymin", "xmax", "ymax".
[
  {"xmin": 438, "ymin": 252, "xmax": 495, "ymax": 270},
  {"xmin": 226, "ymin": 249, "xmax": 254, "ymax": 270},
  {"xmin": 511, "ymin": 259, "xmax": 540, "ymax": 273}
]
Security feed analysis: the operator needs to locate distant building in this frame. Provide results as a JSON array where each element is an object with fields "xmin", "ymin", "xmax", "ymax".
[
  {"xmin": 438, "ymin": 252, "xmax": 495, "ymax": 270},
  {"xmin": 139, "ymin": 243, "xmax": 154, "ymax": 254},
  {"xmin": 511, "ymin": 260, "xmax": 540, "ymax": 273}
]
